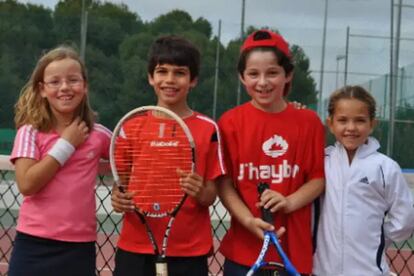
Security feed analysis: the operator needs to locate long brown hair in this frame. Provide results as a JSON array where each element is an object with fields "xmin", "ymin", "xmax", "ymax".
[{"xmin": 14, "ymin": 45, "xmax": 95, "ymax": 131}]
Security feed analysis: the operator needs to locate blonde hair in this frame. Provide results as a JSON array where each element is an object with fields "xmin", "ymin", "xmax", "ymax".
[{"xmin": 14, "ymin": 45, "xmax": 95, "ymax": 131}]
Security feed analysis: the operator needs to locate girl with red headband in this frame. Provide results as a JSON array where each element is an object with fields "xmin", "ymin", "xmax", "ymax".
[{"xmin": 217, "ymin": 29, "xmax": 325, "ymax": 275}]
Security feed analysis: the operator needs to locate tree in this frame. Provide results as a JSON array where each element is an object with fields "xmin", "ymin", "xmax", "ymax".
[
  {"xmin": 87, "ymin": 1, "xmax": 144, "ymax": 56},
  {"xmin": 289, "ymin": 45, "xmax": 318, "ymax": 109},
  {"xmin": 0, "ymin": 49, "xmax": 22, "ymax": 128},
  {"xmin": 53, "ymin": 0, "xmax": 83, "ymax": 45},
  {"xmin": 87, "ymin": 46, "xmax": 123, "ymax": 129},
  {"xmin": 393, "ymin": 104, "xmax": 414, "ymax": 167},
  {"xmin": 193, "ymin": 17, "xmax": 212, "ymax": 38},
  {"xmin": 0, "ymin": 2, "xmax": 319, "ymax": 137},
  {"xmin": 149, "ymin": 10, "xmax": 194, "ymax": 35},
  {"xmin": 116, "ymin": 32, "xmax": 156, "ymax": 124},
  {"xmin": 222, "ymin": 26, "xmax": 319, "ymax": 112},
  {"xmin": 0, "ymin": 0, "xmax": 55, "ymax": 128}
]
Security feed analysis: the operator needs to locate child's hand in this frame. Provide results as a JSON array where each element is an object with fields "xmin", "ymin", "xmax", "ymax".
[
  {"xmin": 177, "ymin": 169, "xmax": 204, "ymax": 198},
  {"xmin": 111, "ymin": 185, "xmax": 136, "ymax": 213},
  {"xmin": 244, "ymin": 216, "xmax": 286, "ymax": 240},
  {"xmin": 61, "ymin": 117, "xmax": 89, "ymax": 147},
  {"xmin": 257, "ymin": 189, "xmax": 289, "ymax": 213},
  {"xmin": 291, "ymin": 101, "xmax": 307, "ymax": 109}
]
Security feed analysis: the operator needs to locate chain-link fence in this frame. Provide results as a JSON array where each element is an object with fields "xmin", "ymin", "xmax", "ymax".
[
  {"xmin": 361, "ymin": 62, "xmax": 414, "ymax": 168},
  {"xmin": 0, "ymin": 156, "xmax": 413, "ymax": 276}
]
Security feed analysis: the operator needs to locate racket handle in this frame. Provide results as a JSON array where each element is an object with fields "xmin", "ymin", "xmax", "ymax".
[
  {"xmin": 155, "ymin": 263, "xmax": 168, "ymax": 276},
  {"xmin": 258, "ymin": 182, "xmax": 274, "ymax": 224},
  {"xmin": 155, "ymin": 256, "xmax": 168, "ymax": 276},
  {"xmin": 117, "ymin": 185, "xmax": 126, "ymax": 193}
]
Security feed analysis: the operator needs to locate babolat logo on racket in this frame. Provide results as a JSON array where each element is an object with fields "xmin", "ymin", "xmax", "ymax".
[{"xmin": 150, "ymin": 140, "xmax": 179, "ymax": 147}]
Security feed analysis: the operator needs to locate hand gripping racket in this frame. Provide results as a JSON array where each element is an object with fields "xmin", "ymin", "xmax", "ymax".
[
  {"xmin": 109, "ymin": 106, "xmax": 195, "ymax": 276},
  {"xmin": 246, "ymin": 182, "xmax": 300, "ymax": 276}
]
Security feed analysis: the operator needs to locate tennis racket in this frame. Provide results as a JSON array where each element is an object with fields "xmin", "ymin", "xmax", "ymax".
[
  {"xmin": 246, "ymin": 182, "xmax": 300, "ymax": 276},
  {"xmin": 109, "ymin": 105, "xmax": 195, "ymax": 276}
]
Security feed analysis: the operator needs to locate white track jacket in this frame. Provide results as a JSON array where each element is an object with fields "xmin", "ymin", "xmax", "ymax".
[{"xmin": 313, "ymin": 137, "xmax": 414, "ymax": 276}]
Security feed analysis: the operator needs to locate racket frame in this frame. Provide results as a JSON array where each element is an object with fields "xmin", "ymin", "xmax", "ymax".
[
  {"xmin": 109, "ymin": 105, "xmax": 196, "ymax": 276},
  {"xmin": 110, "ymin": 105, "xmax": 195, "ymax": 190},
  {"xmin": 246, "ymin": 182, "xmax": 300, "ymax": 276}
]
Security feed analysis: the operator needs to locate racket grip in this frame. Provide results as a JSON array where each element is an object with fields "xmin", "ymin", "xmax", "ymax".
[
  {"xmin": 155, "ymin": 256, "xmax": 168, "ymax": 276},
  {"xmin": 117, "ymin": 185, "xmax": 126, "ymax": 193},
  {"xmin": 258, "ymin": 182, "xmax": 274, "ymax": 224}
]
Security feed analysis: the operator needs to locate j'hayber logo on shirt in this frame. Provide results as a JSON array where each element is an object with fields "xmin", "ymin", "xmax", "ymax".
[
  {"xmin": 238, "ymin": 135, "xmax": 299, "ymax": 184},
  {"xmin": 262, "ymin": 134, "xmax": 288, "ymax": 158},
  {"xmin": 150, "ymin": 141, "xmax": 179, "ymax": 147}
]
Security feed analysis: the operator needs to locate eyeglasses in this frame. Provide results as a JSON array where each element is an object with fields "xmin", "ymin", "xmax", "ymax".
[{"xmin": 43, "ymin": 78, "xmax": 84, "ymax": 89}]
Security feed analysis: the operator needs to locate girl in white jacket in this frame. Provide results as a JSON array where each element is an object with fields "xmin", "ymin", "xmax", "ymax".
[{"xmin": 313, "ymin": 85, "xmax": 414, "ymax": 276}]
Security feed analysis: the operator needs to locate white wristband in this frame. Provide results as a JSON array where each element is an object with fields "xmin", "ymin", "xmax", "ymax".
[{"xmin": 48, "ymin": 138, "xmax": 75, "ymax": 166}]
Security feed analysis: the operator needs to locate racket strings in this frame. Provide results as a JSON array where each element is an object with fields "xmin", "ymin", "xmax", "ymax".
[{"xmin": 114, "ymin": 110, "xmax": 193, "ymax": 215}]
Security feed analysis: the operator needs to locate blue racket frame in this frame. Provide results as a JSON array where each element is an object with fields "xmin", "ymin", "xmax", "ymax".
[{"xmin": 246, "ymin": 182, "xmax": 300, "ymax": 276}]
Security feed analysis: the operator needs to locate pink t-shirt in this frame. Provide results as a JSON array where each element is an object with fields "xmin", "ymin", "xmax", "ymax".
[{"xmin": 10, "ymin": 123, "xmax": 111, "ymax": 242}]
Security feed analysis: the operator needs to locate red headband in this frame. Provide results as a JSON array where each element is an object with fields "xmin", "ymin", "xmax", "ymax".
[{"xmin": 241, "ymin": 30, "xmax": 291, "ymax": 58}]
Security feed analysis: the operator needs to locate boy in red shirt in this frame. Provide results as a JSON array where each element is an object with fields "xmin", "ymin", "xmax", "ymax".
[
  {"xmin": 111, "ymin": 35, "xmax": 226, "ymax": 276},
  {"xmin": 217, "ymin": 30, "xmax": 325, "ymax": 275}
]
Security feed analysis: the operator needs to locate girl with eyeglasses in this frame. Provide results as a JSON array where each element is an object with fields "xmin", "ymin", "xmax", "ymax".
[{"xmin": 8, "ymin": 45, "xmax": 111, "ymax": 276}]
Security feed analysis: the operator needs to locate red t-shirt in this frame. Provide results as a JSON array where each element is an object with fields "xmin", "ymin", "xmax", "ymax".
[
  {"xmin": 218, "ymin": 102, "xmax": 325, "ymax": 273},
  {"xmin": 117, "ymin": 112, "xmax": 226, "ymax": 256}
]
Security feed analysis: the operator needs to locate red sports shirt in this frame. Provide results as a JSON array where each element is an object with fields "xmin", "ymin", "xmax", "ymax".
[
  {"xmin": 218, "ymin": 102, "xmax": 325, "ymax": 273},
  {"xmin": 117, "ymin": 111, "xmax": 226, "ymax": 256}
]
